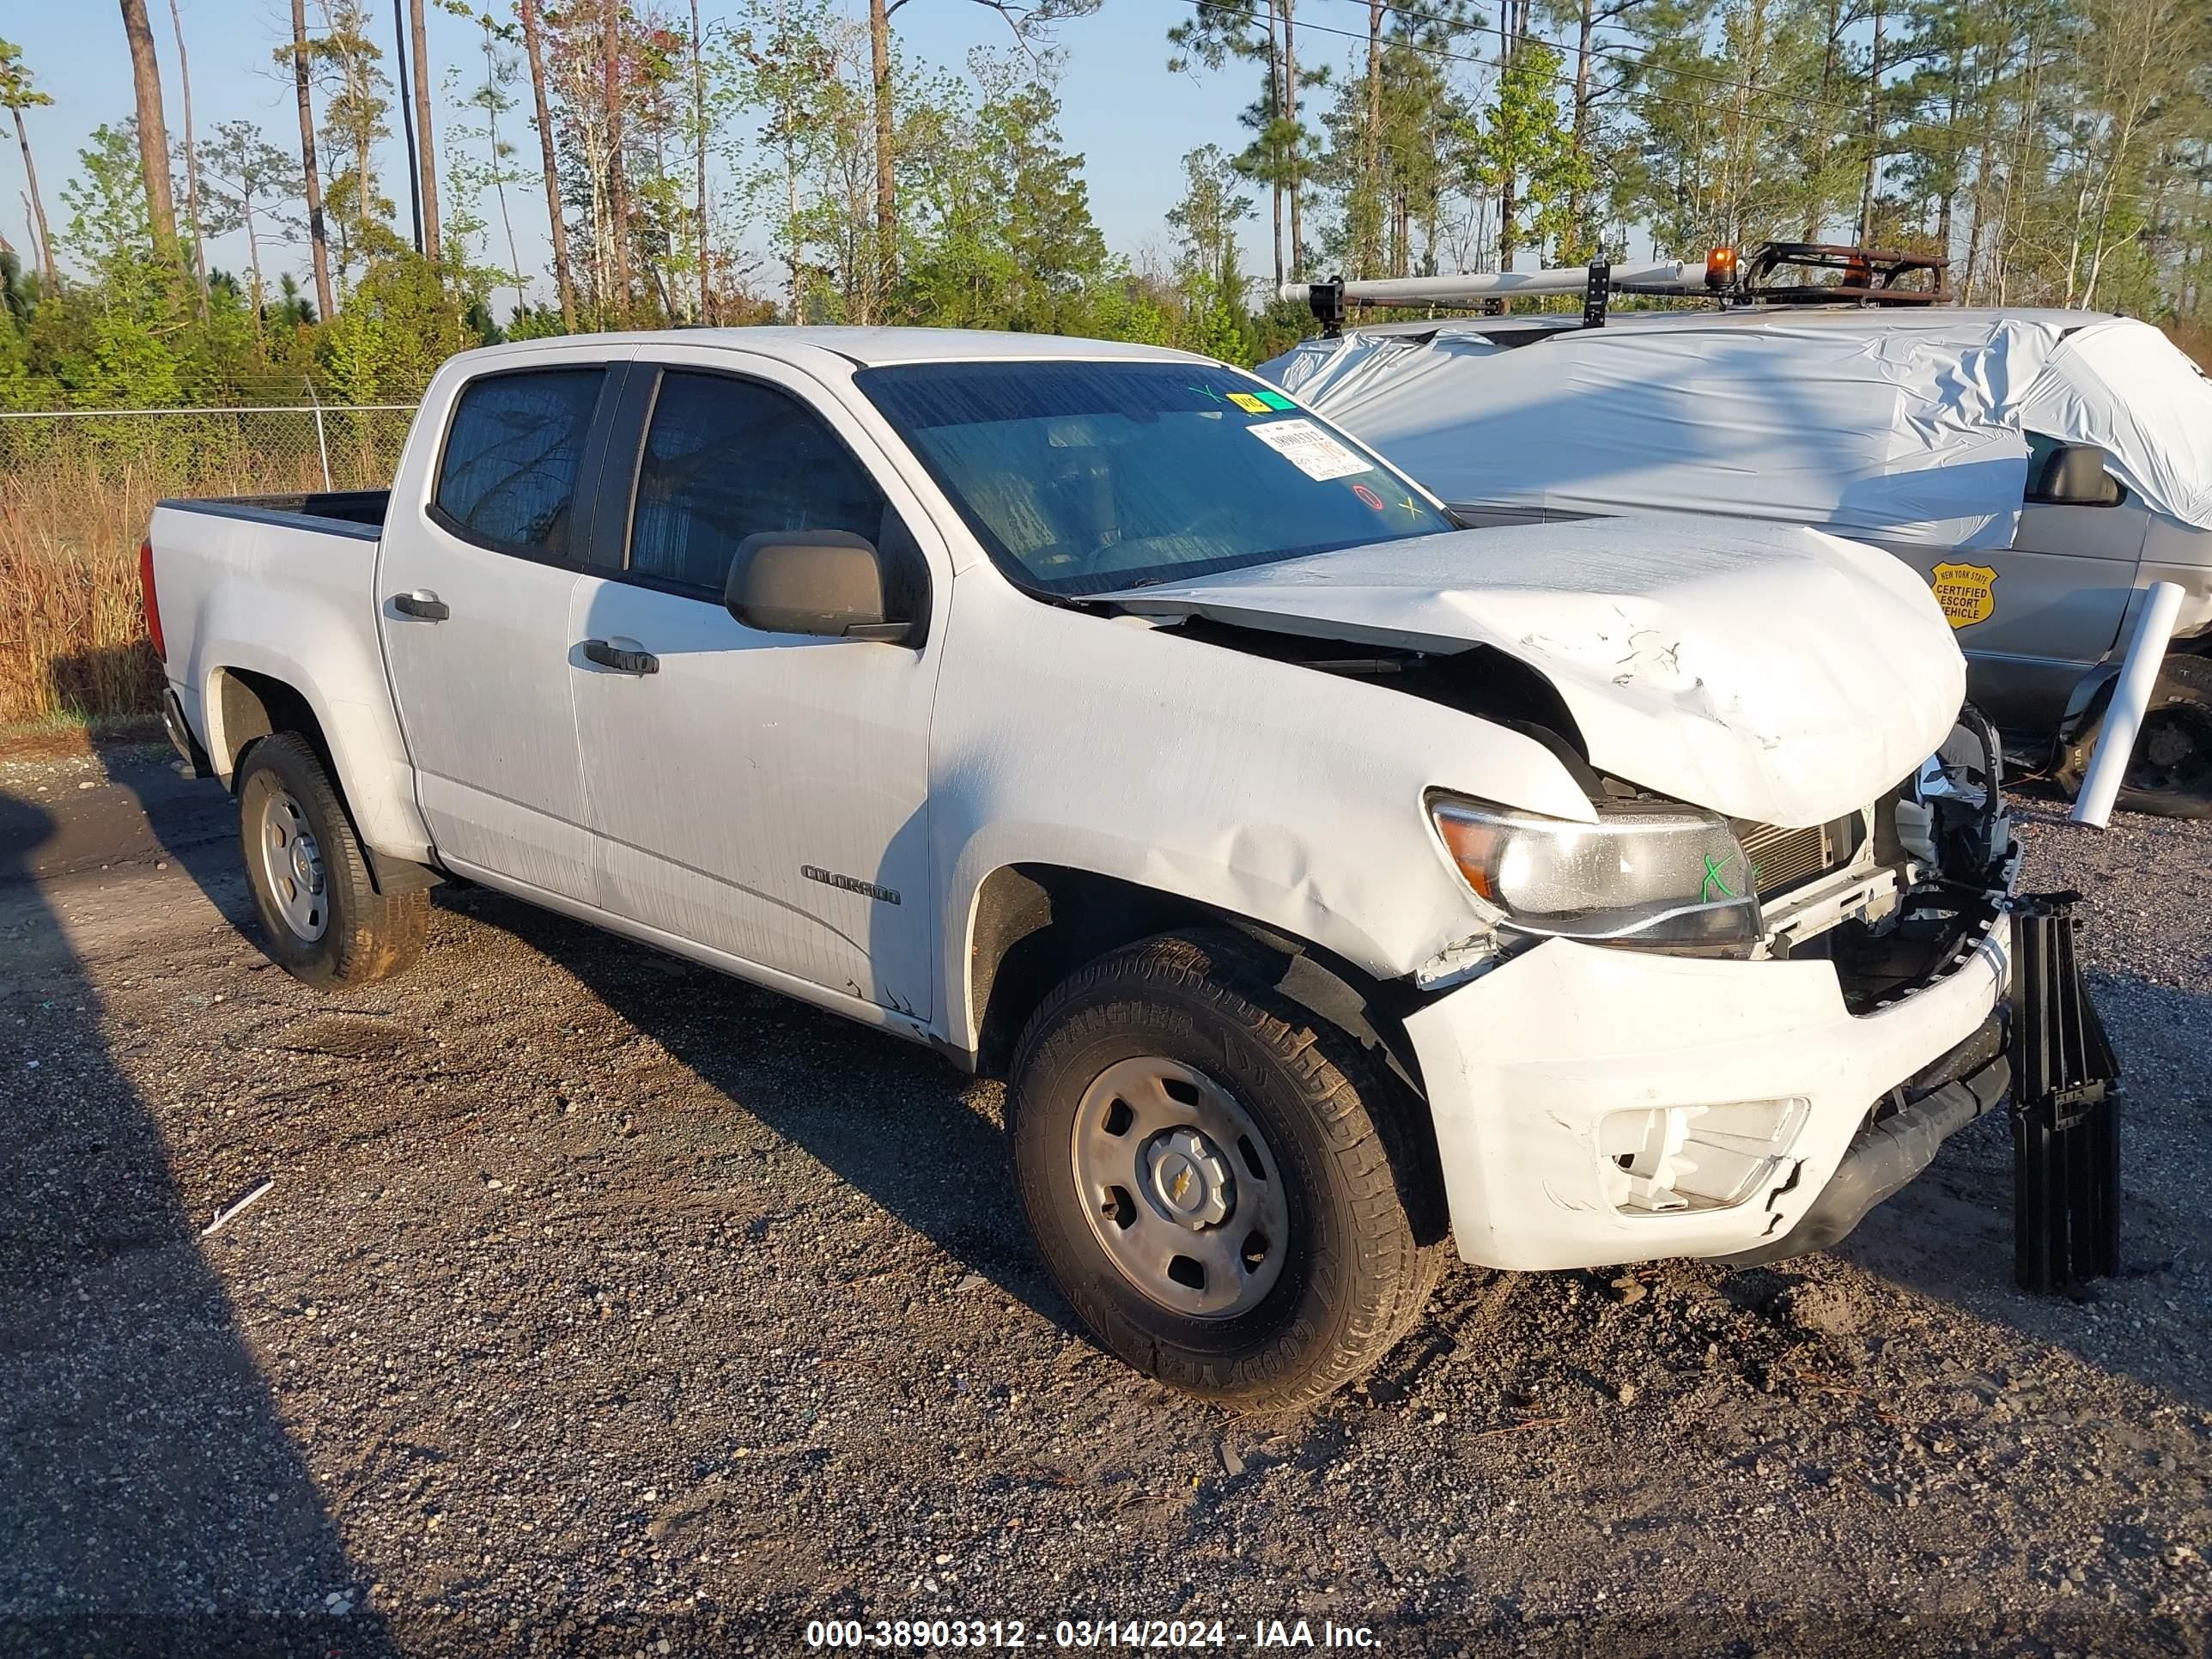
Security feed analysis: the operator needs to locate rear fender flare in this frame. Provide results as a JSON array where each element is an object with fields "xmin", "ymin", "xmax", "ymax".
[{"xmin": 199, "ymin": 649, "xmax": 430, "ymax": 865}]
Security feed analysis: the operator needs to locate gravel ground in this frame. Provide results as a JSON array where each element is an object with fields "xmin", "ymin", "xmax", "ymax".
[{"xmin": 1, "ymin": 746, "xmax": 2208, "ymax": 1658}]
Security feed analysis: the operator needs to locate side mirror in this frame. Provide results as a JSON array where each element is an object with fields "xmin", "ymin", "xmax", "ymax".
[
  {"xmin": 2027, "ymin": 443, "xmax": 2124, "ymax": 507},
  {"xmin": 723, "ymin": 531, "xmax": 913, "ymax": 643}
]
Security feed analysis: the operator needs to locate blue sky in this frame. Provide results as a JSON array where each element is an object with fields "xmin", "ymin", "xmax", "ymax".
[{"xmin": 0, "ymin": 0, "xmax": 1382, "ymax": 304}]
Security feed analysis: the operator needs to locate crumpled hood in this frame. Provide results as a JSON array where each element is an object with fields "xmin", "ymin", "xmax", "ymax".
[{"xmin": 1108, "ymin": 517, "xmax": 1966, "ymax": 827}]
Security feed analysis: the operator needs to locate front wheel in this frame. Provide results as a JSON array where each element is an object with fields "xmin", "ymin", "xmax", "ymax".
[
  {"xmin": 236, "ymin": 732, "xmax": 428, "ymax": 988},
  {"xmin": 2057, "ymin": 655, "xmax": 2212, "ymax": 819},
  {"xmin": 1008, "ymin": 930, "xmax": 1445, "ymax": 1410}
]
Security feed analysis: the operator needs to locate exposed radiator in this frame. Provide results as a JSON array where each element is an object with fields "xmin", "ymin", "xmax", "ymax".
[{"xmin": 1735, "ymin": 819, "xmax": 1837, "ymax": 897}]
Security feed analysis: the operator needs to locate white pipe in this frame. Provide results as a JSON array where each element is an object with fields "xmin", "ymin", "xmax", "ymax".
[
  {"xmin": 1279, "ymin": 261, "xmax": 1708, "ymax": 308},
  {"xmin": 2070, "ymin": 580, "xmax": 2186, "ymax": 828},
  {"xmin": 307, "ymin": 379, "xmax": 332, "ymax": 494}
]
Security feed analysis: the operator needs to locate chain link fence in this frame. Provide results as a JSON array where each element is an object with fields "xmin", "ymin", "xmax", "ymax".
[
  {"xmin": 1, "ymin": 404, "xmax": 417, "ymax": 726},
  {"xmin": 0, "ymin": 404, "xmax": 420, "ymax": 498}
]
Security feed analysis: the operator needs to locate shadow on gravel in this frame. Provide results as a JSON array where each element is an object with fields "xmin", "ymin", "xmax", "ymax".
[
  {"xmin": 106, "ymin": 741, "xmax": 250, "ymax": 928},
  {"xmin": 4, "ymin": 730, "xmax": 244, "ymax": 929},
  {"xmin": 448, "ymin": 884, "xmax": 1086, "ymax": 1346},
  {"xmin": 0, "ymin": 790, "xmax": 394, "ymax": 1657},
  {"xmin": 453, "ymin": 872, "xmax": 2212, "ymax": 1418},
  {"xmin": 110, "ymin": 734, "xmax": 1083, "ymax": 1349}
]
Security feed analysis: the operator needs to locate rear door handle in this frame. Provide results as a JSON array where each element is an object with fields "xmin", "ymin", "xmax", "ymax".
[
  {"xmin": 392, "ymin": 590, "xmax": 450, "ymax": 621},
  {"xmin": 581, "ymin": 638, "xmax": 659, "ymax": 675}
]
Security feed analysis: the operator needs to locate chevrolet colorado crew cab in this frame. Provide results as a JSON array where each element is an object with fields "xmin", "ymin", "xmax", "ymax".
[{"xmin": 145, "ymin": 328, "xmax": 2018, "ymax": 1407}]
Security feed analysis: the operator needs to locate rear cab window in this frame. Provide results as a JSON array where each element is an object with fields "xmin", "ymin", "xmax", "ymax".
[{"xmin": 432, "ymin": 368, "xmax": 607, "ymax": 560}]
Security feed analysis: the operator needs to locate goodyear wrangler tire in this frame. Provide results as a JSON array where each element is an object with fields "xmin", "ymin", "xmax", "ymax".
[
  {"xmin": 1008, "ymin": 929, "xmax": 1446, "ymax": 1409},
  {"xmin": 236, "ymin": 732, "xmax": 428, "ymax": 989}
]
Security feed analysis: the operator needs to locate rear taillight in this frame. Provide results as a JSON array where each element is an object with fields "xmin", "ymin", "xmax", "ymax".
[{"xmin": 139, "ymin": 538, "xmax": 166, "ymax": 662}]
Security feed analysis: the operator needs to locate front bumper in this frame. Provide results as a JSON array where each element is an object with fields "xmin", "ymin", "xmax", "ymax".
[{"xmin": 1403, "ymin": 904, "xmax": 2012, "ymax": 1271}]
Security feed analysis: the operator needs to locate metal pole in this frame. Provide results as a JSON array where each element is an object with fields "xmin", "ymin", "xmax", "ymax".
[
  {"xmin": 307, "ymin": 380, "xmax": 332, "ymax": 494},
  {"xmin": 2070, "ymin": 580, "xmax": 2185, "ymax": 829}
]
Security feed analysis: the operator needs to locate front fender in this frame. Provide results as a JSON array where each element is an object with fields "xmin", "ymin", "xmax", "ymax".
[{"xmin": 927, "ymin": 580, "xmax": 1594, "ymax": 1055}]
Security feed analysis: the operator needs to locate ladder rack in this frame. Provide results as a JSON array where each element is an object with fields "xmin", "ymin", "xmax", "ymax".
[{"xmin": 1282, "ymin": 242, "xmax": 1950, "ymax": 337}]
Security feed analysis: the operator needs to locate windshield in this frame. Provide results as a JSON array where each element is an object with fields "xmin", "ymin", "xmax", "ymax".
[{"xmin": 854, "ymin": 360, "xmax": 1455, "ymax": 596}]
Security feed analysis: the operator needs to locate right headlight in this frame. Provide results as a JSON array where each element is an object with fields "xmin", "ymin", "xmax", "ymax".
[{"xmin": 1429, "ymin": 793, "xmax": 1762, "ymax": 946}]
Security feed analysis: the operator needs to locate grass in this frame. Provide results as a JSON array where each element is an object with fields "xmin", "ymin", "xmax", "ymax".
[
  {"xmin": 0, "ymin": 410, "xmax": 411, "ymax": 726},
  {"xmin": 0, "ymin": 459, "xmax": 167, "ymax": 725}
]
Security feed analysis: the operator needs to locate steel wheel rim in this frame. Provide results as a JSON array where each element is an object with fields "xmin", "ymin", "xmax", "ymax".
[
  {"xmin": 1070, "ymin": 1055, "xmax": 1291, "ymax": 1320},
  {"xmin": 255, "ymin": 785, "xmax": 329, "ymax": 943}
]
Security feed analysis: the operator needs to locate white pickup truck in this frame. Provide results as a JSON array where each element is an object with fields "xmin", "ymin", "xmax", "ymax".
[{"xmin": 145, "ymin": 327, "xmax": 2017, "ymax": 1407}]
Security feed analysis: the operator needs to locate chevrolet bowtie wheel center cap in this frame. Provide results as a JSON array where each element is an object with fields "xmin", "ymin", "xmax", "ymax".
[
  {"xmin": 1071, "ymin": 1055, "xmax": 1291, "ymax": 1319},
  {"xmin": 1143, "ymin": 1128, "xmax": 1235, "ymax": 1230}
]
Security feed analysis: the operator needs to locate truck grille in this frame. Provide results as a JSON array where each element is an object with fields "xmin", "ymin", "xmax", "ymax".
[{"xmin": 1735, "ymin": 819, "xmax": 1838, "ymax": 897}]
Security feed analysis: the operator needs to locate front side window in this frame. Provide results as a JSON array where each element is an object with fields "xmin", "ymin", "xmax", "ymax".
[
  {"xmin": 854, "ymin": 360, "xmax": 1455, "ymax": 596},
  {"xmin": 628, "ymin": 370, "xmax": 892, "ymax": 595},
  {"xmin": 2023, "ymin": 431, "xmax": 2062, "ymax": 495},
  {"xmin": 2023, "ymin": 429, "xmax": 2125, "ymax": 507},
  {"xmin": 433, "ymin": 368, "xmax": 605, "ymax": 557}
]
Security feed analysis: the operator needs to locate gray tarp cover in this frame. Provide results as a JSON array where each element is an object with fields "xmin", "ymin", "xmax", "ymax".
[{"xmin": 1261, "ymin": 313, "xmax": 2212, "ymax": 551}]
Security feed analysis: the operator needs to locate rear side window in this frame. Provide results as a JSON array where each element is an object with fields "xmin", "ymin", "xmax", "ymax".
[
  {"xmin": 433, "ymin": 368, "xmax": 605, "ymax": 557},
  {"xmin": 628, "ymin": 370, "xmax": 890, "ymax": 595}
]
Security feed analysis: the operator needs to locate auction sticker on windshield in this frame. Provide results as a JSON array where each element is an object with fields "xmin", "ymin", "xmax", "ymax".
[{"xmin": 1246, "ymin": 417, "xmax": 1369, "ymax": 481}]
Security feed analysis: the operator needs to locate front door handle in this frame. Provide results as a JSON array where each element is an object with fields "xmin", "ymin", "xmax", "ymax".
[
  {"xmin": 581, "ymin": 639, "xmax": 659, "ymax": 675},
  {"xmin": 392, "ymin": 590, "xmax": 450, "ymax": 621}
]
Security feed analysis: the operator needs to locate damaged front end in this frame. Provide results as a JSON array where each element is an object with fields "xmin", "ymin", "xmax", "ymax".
[
  {"xmin": 1111, "ymin": 540, "xmax": 2019, "ymax": 1271},
  {"xmin": 1417, "ymin": 706, "xmax": 2015, "ymax": 988},
  {"xmin": 1398, "ymin": 711, "xmax": 2020, "ymax": 1273},
  {"xmin": 1774, "ymin": 708, "xmax": 2014, "ymax": 1007},
  {"xmin": 1708, "ymin": 711, "xmax": 2021, "ymax": 1263}
]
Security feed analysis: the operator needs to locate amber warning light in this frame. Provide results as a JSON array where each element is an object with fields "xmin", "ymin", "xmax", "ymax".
[{"xmin": 1705, "ymin": 246, "xmax": 1740, "ymax": 289}]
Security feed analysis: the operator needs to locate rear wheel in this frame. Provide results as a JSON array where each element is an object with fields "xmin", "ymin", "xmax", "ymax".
[
  {"xmin": 2057, "ymin": 655, "xmax": 2212, "ymax": 819},
  {"xmin": 1008, "ymin": 929, "xmax": 1445, "ymax": 1410},
  {"xmin": 237, "ymin": 732, "xmax": 427, "ymax": 988}
]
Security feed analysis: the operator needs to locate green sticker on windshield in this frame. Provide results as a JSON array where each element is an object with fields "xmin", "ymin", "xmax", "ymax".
[{"xmin": 1253, "ymin": 388, "xmax": 1297, "ymax": 410}]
